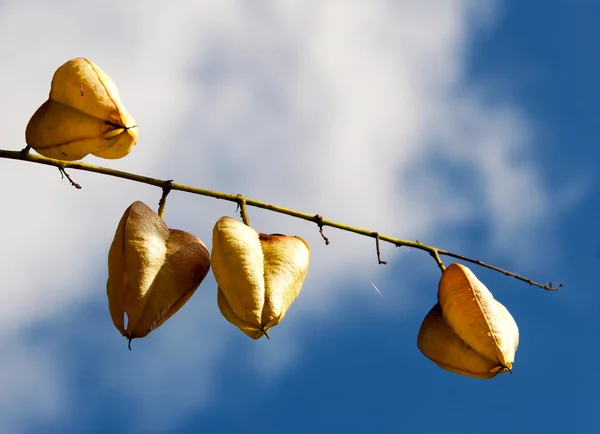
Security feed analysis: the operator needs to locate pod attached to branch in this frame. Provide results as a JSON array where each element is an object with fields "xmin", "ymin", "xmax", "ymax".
[
  {"xmin": 438, "ymin": 263, "xmax": 519, "ymax": 370},
  {"xmin": 417, "ymin": 304, "xmax": 509, "ymax": 379},
  {"xmin": 417, "ymin": 263, "xmax": 519, "ymax": 378},
  {"xmin": 26, "ymin": 58, "xmax": 138, "ymax": 161},
  {"xmin": 211, "ymin": 216, "xmax": 310, "ymax": 339},
  {"xmin": 106, "ymin": 201, "xmax": 210, "ymax": 348}
]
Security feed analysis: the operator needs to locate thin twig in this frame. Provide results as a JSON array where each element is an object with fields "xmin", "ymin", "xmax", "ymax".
[
  {"xmin": 313, "ymin": 214, "xmax": 330, "ymax": 245},
  {"xmin": 436, "ymin": 249, "xmax": 563, "ymax": 290},
  {"xmin": 0, "ymin": 148, "xmax": 562, "ymax": 291},
  {"xmin": 57, "ymin": 166, "xmax": 82, "ymax": 189},
  {"xmin": 373, "ymin": 233, "xmax": 387, "ymax": 265}
]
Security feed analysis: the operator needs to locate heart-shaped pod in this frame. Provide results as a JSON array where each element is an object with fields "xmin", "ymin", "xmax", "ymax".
[
  {"xmin": 211, "ymin": 216, "xmax": 310, "ymax": 339},
  {"xmin": 26, "ymin": 58, "xmax": 137, "ymax": 161},
  {"xmin": 417, "ymin": 303, "xmax": 510, "ymax": 379},
  {"xmin": 106, "ymin": 201, "xmax": 210, "ymax": 348},
  {"xmin": 438, "ymin": 263, "xmax": 519, "ymax": 371}
]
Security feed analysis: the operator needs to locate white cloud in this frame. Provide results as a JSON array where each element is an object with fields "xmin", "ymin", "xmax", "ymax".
[{"xmin": 0, "ymin": 0, "xmax": 557, "ymax": 431}]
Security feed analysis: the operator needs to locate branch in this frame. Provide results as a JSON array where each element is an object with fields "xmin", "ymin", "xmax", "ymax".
[{"xmin": 0, "ymin": 148, "xmax": 562, "ymax": 291}]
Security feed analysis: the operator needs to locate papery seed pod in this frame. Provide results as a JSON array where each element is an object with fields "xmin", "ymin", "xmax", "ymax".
[
  {"xmin": 417, "ymin": 303, "xmax": 510, "ymax": 379},
  {"xmin": 211, "ymin": 217, "xmax": 310, "ymax": 339},
  {"xmin": 26, "ymin": 58, "xmax": 137, "ymax": 161},
  {"xmin": 438, "ymin": 263, "xmax": 519, "ymax": 371},
  {"xmin": 106, "ymin": 201, "xmax": 210, "ymax": 348}
]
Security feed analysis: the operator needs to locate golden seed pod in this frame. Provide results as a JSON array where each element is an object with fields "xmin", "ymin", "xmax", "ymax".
[
  {"xmin": 106, "ymin": 201, "xmax": 210, "ymax": 348},
  {"xmin": 26, "ymin": 58, "xmax": 138, "ymax": 161},
  {"xmin": 211, "ymin": 216, "xmax": 310, "ymax": 339},
  {"xmin": 417, "ymin": 303, "xmax": 509, "ymax": 379},
  {"xmin": 437, "ymin": 263, "xmax": 519, "ymax": 371}
]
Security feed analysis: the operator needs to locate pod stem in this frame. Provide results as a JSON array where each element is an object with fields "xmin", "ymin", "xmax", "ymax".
[
  {"xmin": 236, "ymin": 194, "xmax": 251, "ymax": 226},
  {"xmin": 429, "ymin": 250, "xmax": 446, "ymax": 273},
  {"xmin": 0, "ymin": 148, "xmax": 562, "ymax": 291},
  {"xmin": 158, "ymin": 180, "xmax": 173, "ymax": 219}
]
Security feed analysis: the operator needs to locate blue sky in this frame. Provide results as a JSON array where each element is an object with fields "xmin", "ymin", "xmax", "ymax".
[{"xmin": 0, "ymin": 1, "xmax": 598, "ymax": 433}]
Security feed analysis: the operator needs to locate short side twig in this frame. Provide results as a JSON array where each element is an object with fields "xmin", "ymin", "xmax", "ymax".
[
  {"xmin": 313, "ymin": 214, "xmax": 330, "ymax": 245},
  {"xmin": 57, "ymin": 166, "xmax": 82, "ymax": 189},
  {"xmin": 373, "ymin": 233, "xmax": 387, "ymax": 265}
]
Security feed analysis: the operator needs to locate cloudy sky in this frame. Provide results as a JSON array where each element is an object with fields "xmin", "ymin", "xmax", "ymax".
[{"xmin": 0, "ymin": 1, "xmax": 597, "ymax": 433}]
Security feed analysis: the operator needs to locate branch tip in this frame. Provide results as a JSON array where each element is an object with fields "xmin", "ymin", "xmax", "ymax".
[{"xmin": 438, "ymin": 250, "xmax": 561, "ymax": 291}]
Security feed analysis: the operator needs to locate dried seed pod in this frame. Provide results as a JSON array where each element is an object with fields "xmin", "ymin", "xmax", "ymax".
[
  {"xmin": 26, "ymin": 58, "xmax": 137, "ymax": 161},
  {"xmin": 438, "ymin": 263, "xmax": 519, "ymax": 371},
  {"xmin": 417, "ymin": 303, "xmax": 510, "ymax": 379},
  {"xmin": 211, "ymin": 217, "xmax": 310, "ymax": 339},
  {"xmin": 106, "ymin": 201, "xmax": 210, "ymax": 348}
]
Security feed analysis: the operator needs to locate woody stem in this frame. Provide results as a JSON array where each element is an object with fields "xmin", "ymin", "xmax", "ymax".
[{"xmin": 0, "ymin": 148, "xmax": 562, "ymax": 291}]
